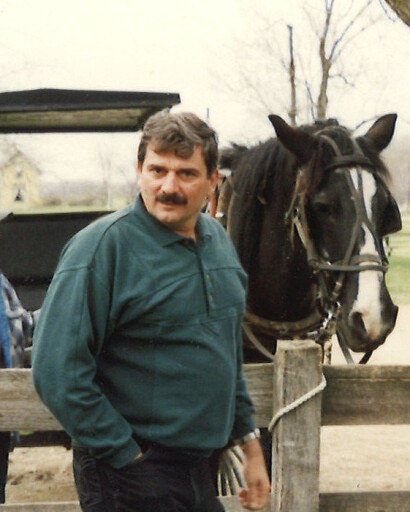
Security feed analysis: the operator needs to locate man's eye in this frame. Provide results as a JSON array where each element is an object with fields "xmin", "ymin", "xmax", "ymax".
[{"xmin": 181, "ymin": 170, "xmax": 195, "ymax": 177}]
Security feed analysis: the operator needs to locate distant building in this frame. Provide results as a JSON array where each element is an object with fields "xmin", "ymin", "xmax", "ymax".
[{"xmin": 0, "ymin": 150, "xmax": 41, "ymax": 210}]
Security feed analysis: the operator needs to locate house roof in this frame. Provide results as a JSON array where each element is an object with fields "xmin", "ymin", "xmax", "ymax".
[
  {"xmin": 0, "ymin": 88, "xmax": 180, "ymax": 133},
  {"xmin": 0, "ymin": 149, "xmax": 42, "ymax": 174}
]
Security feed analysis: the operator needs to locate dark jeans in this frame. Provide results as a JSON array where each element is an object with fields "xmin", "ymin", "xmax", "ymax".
[
  {"xmin": 0, "ymin": 432, "xmax": 10, "ymax": 504},
  {"xmin": 73, "ymin": 443, "xmax": 225, "ymax": 512}
]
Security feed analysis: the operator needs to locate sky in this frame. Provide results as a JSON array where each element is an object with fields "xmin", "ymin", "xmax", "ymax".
[{"xmin": 0, "ymin": 0, "xmax": 409, "ymax": 183}]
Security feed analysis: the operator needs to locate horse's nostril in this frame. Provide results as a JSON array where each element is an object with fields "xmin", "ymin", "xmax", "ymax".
[
  {"xmin": 350, "ymin": 311, "xmax": 365, "ymax": 331},
  {"xmin": 349, "ymin": 307, "xmax": 396, "ymax": 343},
  {"xmin": 349, "ymin": 310, "xmax": 381, "ymax": 341}
]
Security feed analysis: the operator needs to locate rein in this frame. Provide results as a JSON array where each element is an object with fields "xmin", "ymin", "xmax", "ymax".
[{"xmin": 285, "ymin": 138, "xmax": 389, "ymax": 364}]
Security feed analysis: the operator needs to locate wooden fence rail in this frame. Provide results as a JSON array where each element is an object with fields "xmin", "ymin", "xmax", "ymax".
[{"xmin": 0, "ymin": 340, "xmax": 409, "ymax": 511}]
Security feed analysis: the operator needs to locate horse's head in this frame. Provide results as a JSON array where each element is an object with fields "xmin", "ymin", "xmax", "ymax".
[{"xmin": 269, "ymin": 114, "xmax": 401, "ymax": 355}]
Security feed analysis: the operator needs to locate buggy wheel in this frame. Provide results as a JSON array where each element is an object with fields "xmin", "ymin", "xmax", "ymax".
[{"xmin": 216, "ymin": 446, "xmax": 245, "ymax": 496}]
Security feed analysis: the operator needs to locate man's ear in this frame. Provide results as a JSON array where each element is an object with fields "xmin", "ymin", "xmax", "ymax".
[
  {"xmin": 210, "ymin": 169, "xmax": 220, "ymax": 191},
  {"xmin": 136, "ymin": 163, "xmax": 143, "ymax": 184}
]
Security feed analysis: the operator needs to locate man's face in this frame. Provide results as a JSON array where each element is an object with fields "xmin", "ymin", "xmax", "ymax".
[{"xmin": 137, "ymin": 143, "xmax": 218, "ymax": 239}]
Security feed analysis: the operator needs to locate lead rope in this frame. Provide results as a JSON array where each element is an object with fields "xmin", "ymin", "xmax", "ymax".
[
  {"xmin": 218, "ymin": 375, "xmax": 327, "ymax": 496},
  {"xmin": 268, "ymin": 374, "xmax": 327, "ymax": 432},
  {"xmin": 244, "ymin": 322, "xmax": 327, "ymax": 434}
]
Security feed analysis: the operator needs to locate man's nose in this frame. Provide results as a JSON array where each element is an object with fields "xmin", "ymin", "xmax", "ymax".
[{"xmin": 161, "ymin": 172, "xmax": 179, "ymax": 192}]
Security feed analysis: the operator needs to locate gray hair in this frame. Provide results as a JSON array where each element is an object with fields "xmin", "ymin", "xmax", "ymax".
[{"xmin": 137, "ymin": 111, "xmax": 218, "ymax": 177}]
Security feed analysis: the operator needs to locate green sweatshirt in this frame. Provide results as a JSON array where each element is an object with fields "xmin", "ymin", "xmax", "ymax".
[{"xmin": 32, "ymin": 196, "xmax": 256, "ymax": 468}]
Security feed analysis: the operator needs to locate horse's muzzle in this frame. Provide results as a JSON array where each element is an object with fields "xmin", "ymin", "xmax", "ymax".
[{"xmin": 342, "ymin": 302, "xmax": 399, "ymax": 353}]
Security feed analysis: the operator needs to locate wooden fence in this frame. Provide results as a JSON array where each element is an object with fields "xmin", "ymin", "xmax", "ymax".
[{"xmin": 0, "ymin": 339, "xmax": 409, "ymax": 512}]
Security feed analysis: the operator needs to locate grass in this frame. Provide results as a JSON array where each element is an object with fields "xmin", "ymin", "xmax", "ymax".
[{"xmin": 386, "ymin": 212, "xmax": 410, "ymax": 304}]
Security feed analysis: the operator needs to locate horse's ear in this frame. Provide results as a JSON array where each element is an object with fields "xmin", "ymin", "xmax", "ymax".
[
  {"xmin": 364, "ymin": 114, "xmax": 397, "ymax": 152},
  {"xmin": 268, "ymin": 115, "xmax": 316, "ymax": 163}
]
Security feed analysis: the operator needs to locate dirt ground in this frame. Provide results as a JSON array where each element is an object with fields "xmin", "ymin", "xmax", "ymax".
[{"xmin": 5, "ymin": 305, "xmax": 410, "ymax": 503}]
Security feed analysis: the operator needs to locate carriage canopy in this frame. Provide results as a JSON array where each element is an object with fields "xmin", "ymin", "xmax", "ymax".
[{"xmin": 0, "ymin": 88, "xmax": 180, "ymax": 133}]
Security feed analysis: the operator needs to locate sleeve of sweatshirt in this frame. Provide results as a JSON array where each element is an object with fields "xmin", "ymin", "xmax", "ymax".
[
  {"xmin": 31, "ymin": 236, "xmax": 140, "ymax": 469},
  {"xmin": 230, "ymin": 319, "xmax": 257, "ymax": 441}
]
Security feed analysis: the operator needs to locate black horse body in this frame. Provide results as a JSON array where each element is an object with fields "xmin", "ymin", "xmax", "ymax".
[{"xmin": 218, "ymin": 114, "xmax": 402, "ymax": 362}]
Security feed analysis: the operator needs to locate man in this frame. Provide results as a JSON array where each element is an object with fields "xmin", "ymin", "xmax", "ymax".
[
  {"xmin": 0, "ymin": 217, "xmax": 37, "ymax": 503},
  {"xmin": 32, "ymin": 111, "xmax": 270, "ymax": 512}
]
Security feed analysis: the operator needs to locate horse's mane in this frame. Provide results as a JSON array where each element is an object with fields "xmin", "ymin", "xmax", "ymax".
[
  {"xmin": 219, "ymin": 143, "xmax": 248, "ymax": 171},
  {"xmin": 220, "ymin": 119, "xmax": 391, "ymax": 271},
  {"xmin": 220, "ymin": 138, "xmax": 296, "ymax": 271}
]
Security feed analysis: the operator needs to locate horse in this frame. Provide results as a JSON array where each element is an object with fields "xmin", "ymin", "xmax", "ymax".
[
  {"xmin": 217, "ymin": 114, "xmax": 402, "ymax": 364},
  {"xmin": 212, "ymin": 114, "xmax": 402, "ymax": 495}
]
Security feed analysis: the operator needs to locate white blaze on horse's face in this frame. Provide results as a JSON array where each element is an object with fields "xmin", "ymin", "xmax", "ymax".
[{"xmin": 349, "ymin": 168, "xmax": 382, "ymax": 341}]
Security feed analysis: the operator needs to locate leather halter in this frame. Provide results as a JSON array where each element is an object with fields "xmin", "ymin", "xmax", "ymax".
[{"xmin": 245, "ymin": 134, "xmax": 389, "ymax": 364}]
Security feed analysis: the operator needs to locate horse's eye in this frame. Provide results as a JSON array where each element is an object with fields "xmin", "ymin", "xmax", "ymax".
[{"xmin": 312, "ymin": 200, "xmax": 333, "ymax": 216}]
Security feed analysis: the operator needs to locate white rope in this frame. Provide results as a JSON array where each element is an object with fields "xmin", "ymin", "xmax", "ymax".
[
  {"xmin": 217, "ymin": 375, "xmax": 327, "ymax": 496},
  {"xmin": 243, "ymin": 322, "xmax": 328, "ymax": 432},
  {"xmin": 268, "ymin": 375, "xmax": 327, "ymax": 432}
]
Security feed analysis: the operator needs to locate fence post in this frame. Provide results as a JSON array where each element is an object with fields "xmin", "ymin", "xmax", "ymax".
[{"xmin": 271, "ymin": 340, "xmax": 323, "ymax": 512}]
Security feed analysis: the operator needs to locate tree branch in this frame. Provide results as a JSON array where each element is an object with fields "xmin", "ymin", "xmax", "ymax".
[{"xmin": 328, "ymin": 0, "xmax": 375, "ymax": 61}]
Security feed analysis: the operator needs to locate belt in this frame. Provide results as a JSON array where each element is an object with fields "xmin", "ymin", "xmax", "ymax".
[{"xmin": 134, "ymin": 437, "xmax": 210, "ymax": 463}]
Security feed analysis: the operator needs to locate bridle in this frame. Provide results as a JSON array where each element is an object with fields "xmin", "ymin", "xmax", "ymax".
[{"xmin": 244, "ymin": 134, "xmax": 390, "ymax": 364}]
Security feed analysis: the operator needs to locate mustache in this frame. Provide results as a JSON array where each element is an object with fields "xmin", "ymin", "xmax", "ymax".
[{"xmin": 156, "ymin": 193, "xmax": 187, "ymax": 206}]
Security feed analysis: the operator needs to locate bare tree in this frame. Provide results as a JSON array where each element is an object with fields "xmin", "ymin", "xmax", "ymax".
[
  {"xmin": 312, "ymin": 0, "xmax": 379, "ymax": 119},
  {"xmin": 99, "ymin": 150, "xmax": 114, "ymax": 210},
  {"xmin": 98, "ymin": 148, "xmax": 138, "ymax": 208},
  {"xmin": 288, "ymin": 25, "xmax": 297, "ymax": 125},
  {"xmin": 116, "ymin": 164, "xmax": 139, "ymax": 204},
  {"xmin": 217, "ymin": 0, "xmax": 384, "ymax": 123}
]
